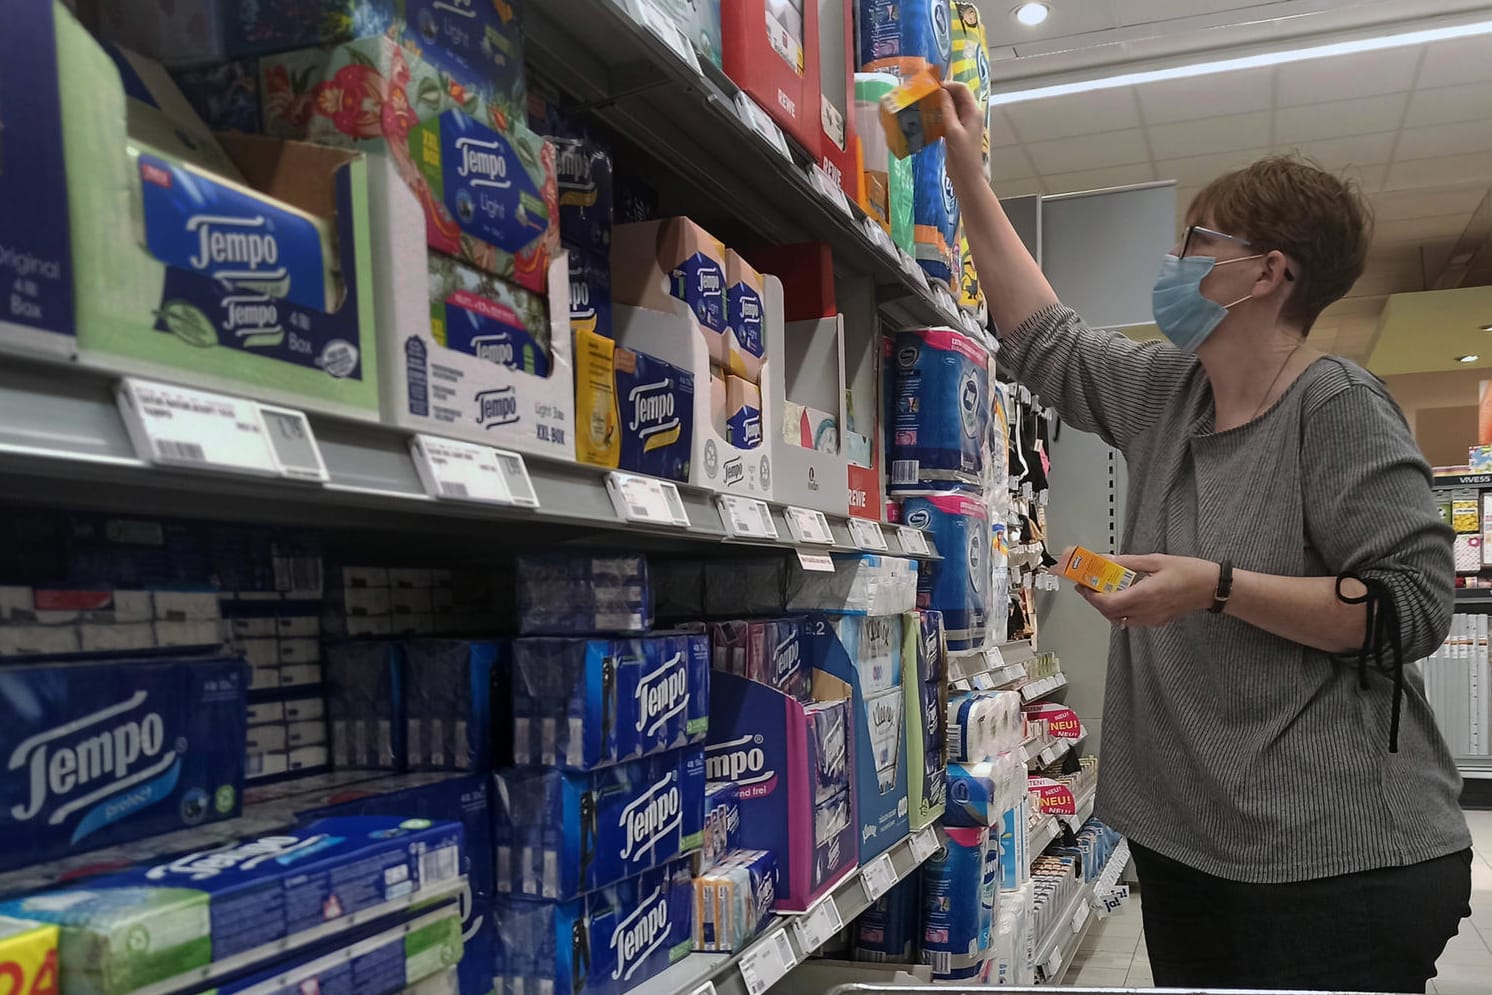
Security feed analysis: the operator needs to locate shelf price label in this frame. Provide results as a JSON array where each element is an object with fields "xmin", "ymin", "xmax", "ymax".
[
  {"xmin": 1071, "ymin": 901, "xmax": 1091, "ymax": 934},
  {"xmin": 1046, "ymin": 946, "xmax": 1064, "ymax": 980},
  {"xmin": 860, "ymin": 852, "xmax": 897, "ymax": 902},
  {"xmin": 736, "ymin": 93, "xmax": 793, "ymax": 161},
  {"xmin": 739, "ymin": 929, "xmax": 796, "ymax": 995},
  {"xmin": 410, "ymin": 435, "xmax": 537, "ymax": 507},
  {"xmin": 861, "ymin": 216, "xmax": 898, "ymax": 259},
  {"xmin": 784, "ymin": 506, "xmax": 834, "ymax": 545},
  {"xmin": 796, "ymin": 550, "xmax": 835, "ymax": 572},
  {"xmin": 808, "ymin": 164, "xmax": 853, "ymax": 217},
  {"xmin": 847, "ymin": 517, "xmax": 888, "ymax": 551},
  {"xmin": 606, "ymin": 471, "xmax": 691, "ymax": 528},
  {"xmin": 793, "ymin": 894, "xmax": 844, "ymax": 953},
  {"xmin": 717, "ymin": 494, "xmax": 778, "ymax": 540},
  {"xmin": 116, "ymin": 377, "xmax": 329, "ymax": 483},
  {"xmin": 627, "ymin": 0, "xmax": 701, "ymax": 73},
  {"xmin": 897, "ymin": 526, "xmax": 930, "ymax": 556},
  {"xmin": 687, "ymin": 985, "xmax": 718, "ymax": 995},
  {"xmin": 910, "ymin": 825, "xmax": 939, "ymax": 863}
]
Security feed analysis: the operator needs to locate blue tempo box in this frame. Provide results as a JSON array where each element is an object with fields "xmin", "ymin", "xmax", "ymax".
[
  {"xmin": 0, "ymin": 816, "xmax": 465, "ymax": 995},
  {"xmin": 511, "ymin": 633, "xmax": 708, "ymax": 771},
  {"xmin": 493, "ymin": 858, "xmax": 692, "ymax": 995},
  {"xmin": 325, "ymin": 640, "xmax": 404, "ymax": 770},
  {"xmin": 807, "ymin": 613, "xmax": 910, "ymax": 862},
  {"xmin": 492, "ymin": 747, "xmax": 704, "ymax": 900},
  {"xmin": 0, "ymin": 654, "xmax": 248, "ymax": 872},
  {"xmin": 614, "ymin": 346, "xmax": 694, "ymax": 483},
  {"xmin": 404, "ymin": 640, "xmax": 503, "ymax": 772}
]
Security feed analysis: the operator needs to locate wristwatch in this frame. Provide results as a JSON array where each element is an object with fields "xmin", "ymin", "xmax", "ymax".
[{"xmin": 1209, "ymin": 559, "xmax": 1234, "ymax": 614}]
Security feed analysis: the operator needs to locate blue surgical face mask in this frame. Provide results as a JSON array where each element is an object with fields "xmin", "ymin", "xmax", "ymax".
[{"xmin": 1151, "ymin": 252, "xmax": 1262, "ymax": 353}]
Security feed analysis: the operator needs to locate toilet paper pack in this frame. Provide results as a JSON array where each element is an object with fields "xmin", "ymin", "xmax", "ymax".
[
  {"xmin": 943, "ymin": 754, "xmax": 1024, "ymax": 827},
  {"xmin": 858, "ymin": 0, "xmax": 953, "ymax": 78},
  {"xmin": 491, "ymin": 747, "xmax": 706, "ymax": 899},
  {"xmin": 854, "ymin": 873, "xmax": 919, "ymax": 963},
  {"xmin": 0, "ymin": 816, "xmax": 464, "ymax": 995},
  {"xmin": 0, "ymin": 655, "xmax": 248, "ymax": 872},
  {"xmin": 902, "ymin": 494, "xmax": 990, "ymax": 651},
  {"xmin": 919, "ymin": 825, "xmax": 995, "ymax": 981},
  {"xmin": 947, "ymin": 690, "xmax": 1023, "ymax": 764},
  {"xmin": 890, "ymin": 328, "xmax": 990, "ymax": 491}
]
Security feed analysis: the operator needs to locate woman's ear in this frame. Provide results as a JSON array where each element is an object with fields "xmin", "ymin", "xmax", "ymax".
[{"xmin": 1256, "ymin": 249, "xmax": 1293, "ymax": 296}]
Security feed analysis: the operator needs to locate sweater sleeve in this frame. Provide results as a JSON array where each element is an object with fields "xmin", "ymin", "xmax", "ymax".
[
  {"xmin": 1300, "ymin": 375, "xmax": 1455, "ymax": 662},
  {"xmin": 999, "ymin": 303, "xmax": 1194, "ymax": 453}
]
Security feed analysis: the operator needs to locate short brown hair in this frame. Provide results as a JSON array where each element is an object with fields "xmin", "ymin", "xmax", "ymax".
[{"xmin": 1188, "ymin": 154, "xmax": 1373, "ymax": 333}]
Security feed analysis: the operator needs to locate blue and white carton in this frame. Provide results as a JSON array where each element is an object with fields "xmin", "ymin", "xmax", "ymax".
[
  {"xmin": 403, "ymin": 640, "xmax": 503, "ymax": 772},
  {"xmin": 0, "ymin": 654, "xmax": 248, "ymax": 871}
]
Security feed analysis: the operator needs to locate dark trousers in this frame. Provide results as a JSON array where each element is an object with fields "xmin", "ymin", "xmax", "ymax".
[{"xmin": 1131, "ymin": 842, "xmax": 1472, "ymax": 993}]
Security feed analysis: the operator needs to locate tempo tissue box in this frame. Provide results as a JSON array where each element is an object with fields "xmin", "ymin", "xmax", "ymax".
[
  {"xmin": 613, "ymin": 344, "xmax": 695, "ymax": 482},
  {"xmin": 0, "ymin": 655, "xmax": 248, "ymax": 872},
  {"xmin": 726, "ymin": 376, "xmax": 764, "ymax": 451},
  {"xmin": 612, "ymin": 219, "xmax": 728, "ymax": 364},
  {"xmin": 725, "ymin": 250, "xmax": 766, "ymax": 382}
]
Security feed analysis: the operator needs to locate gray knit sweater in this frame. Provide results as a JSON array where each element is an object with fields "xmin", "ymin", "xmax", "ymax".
[{"xmin": 1004, "ymin": 304, "xmax": 1471, "ymax": 883}]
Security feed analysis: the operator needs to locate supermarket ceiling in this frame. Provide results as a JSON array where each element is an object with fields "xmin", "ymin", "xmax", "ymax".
[{"xmin": 975, "ymin": 0, "xmax": 1492, "ymax": 365}]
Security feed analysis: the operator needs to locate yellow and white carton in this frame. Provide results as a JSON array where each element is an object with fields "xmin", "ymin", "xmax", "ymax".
[{"xmin": 0, "ymin": 916, "xmax": 59, "ymax": 995}]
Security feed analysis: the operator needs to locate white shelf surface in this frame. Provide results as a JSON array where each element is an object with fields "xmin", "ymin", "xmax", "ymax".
[{"xmin": 631, "ymin": 829, "xmax": 938, "ymax": 995}]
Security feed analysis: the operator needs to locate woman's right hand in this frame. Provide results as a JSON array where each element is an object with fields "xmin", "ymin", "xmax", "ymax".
[{"xmin": 937, "ymin": 81, "xmax": 986, "ymax": 187}]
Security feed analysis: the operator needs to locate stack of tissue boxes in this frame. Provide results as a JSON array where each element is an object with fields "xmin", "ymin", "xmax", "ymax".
[
  {"xmin": 494, "ymin": 551, "xmax": 707, "ymax": 994},
  {"xmin": 707, "ymin": 616, "xmax": 809, "ymax": 701},
  {"xmin": 0, "ymin": 585, "xmax": 222, "ymax": 657}
]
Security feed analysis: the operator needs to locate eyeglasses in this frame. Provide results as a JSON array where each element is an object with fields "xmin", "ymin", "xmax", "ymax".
[{"xmin": 1180, "ymin": 224, "xmax": 1296, "ymax": 281}]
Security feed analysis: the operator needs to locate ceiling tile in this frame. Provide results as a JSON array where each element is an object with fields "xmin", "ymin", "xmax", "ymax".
[
  {"xmin": 1415, "ymin": 33, "xmax": 1492, "ymax": 89},
  {"xmin": 981, "ymin": 0, "xmax": 1119, "ymax": 51},
  {"xmin": 1025, "ymin": 128, "xmax": 1150, "ymax": 175},
  {"xmin": 1370, "ymin": 186, "xmax": 1489, "ymax": 222},
  {"xmin": 1154, "ymin": 148, "xmax": 1269, "ymax": 187},
  {"xmin": 1396, "ymin": 121, "xmax": 1492, "ymax": 162},
  {"xmin": 1114, "ymin": 0, "xmax": 1279, "ymax": 26},
  {"xmin": 1134, "ymin": 67, "xmax": 1273, "ymax": 125},
  {"xmin": 1350, "ymin": 259, "xmax": 1426, "ymax": 297},
  {"xmin": 1279, "ymin": 132, "xmax": 1397, "ymax": 171},
  {"xmin": 988, "ymin": 108, "xmax": 1022, "ymax": 149},
  {"xmin": 1275, "ymin": 46, "xmax": 1421, "ymax": 106},
  {"xmin": 991, "ymin": 150, "xmax": 1038, "ymax": 182},
  {"xmin": 1273, "ymin": 93, "xmax": 1409, "ymax": 145},
  {"xmin": 1372, "ymin": 214, "xmax": 1478, "ymax": 246},
  {"xmin": 1043, "ymin": 162, "xmax": 1159, "ymax": 195},
  {"xmin": 1345, "ymin": 163, "xmax": 1387, "ymax": 195},
  {"xmin": 1403, "ymin": 80, "xmax": 1492, "ymax": 129},
  {"xmin": 1004, "ymin": 88, "xmax": 1142, "ymax": 144},
  {"xmin": 1384, "ymin": 152, "xmax": 1492, "ymax": 191},
  {"xmin": 1147, "ymin": 110, "xmax": 1270, "ymax": 160},
  {"xmin": 995, "ymin": 176, "xmax": 1047, "ymax": 198}
]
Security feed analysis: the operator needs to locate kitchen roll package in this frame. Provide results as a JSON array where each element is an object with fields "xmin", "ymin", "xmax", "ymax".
[
  {"xmin": 902, "ymin": 493, "xmax": 990, "ymax": 651},
  {"xmin": 947, "ymin": 690, "xmax": 1023, "ymax": 764},
  {"xmin": 854, "ymin": 873, "xmax": 920, "ymax": 963},
  {"xmin": 890, "ymin": 328, "xmax": 990, "ymax": 492},
  {"xmin": 920, "ymin": 824, "xmax": 996, "ymax": 982}
]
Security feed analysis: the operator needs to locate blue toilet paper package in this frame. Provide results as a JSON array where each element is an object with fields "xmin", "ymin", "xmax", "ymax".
[
  {"xmin": 858, "ymin": 0, "xmax": 953, "ymax": 77},
  {"xmin": 854, "ymin": 873, "xmax": 920, "ymax": 962},
  {"xmin": 511, "ymin": 634, "xmax": 708, "ymax": 771},
  {"xmin": 515, "ymin": 552, "xmax": 651, "ymax": 635},
  {"xmin": 902, "ymin": 494, "xmax": 990, "ymax": 651},
  {"xmin": 920, "ymin": 825, "xmax": 995, "ymax": 981},
  {"xmin": 491, "ymin": 747, "xmax": 705, "ymax": 899},
  {"xmin": 404, "ymin": 640, "xmax": 503, "ymax": 772},
  {"xmin": 0, "ymin": 654, "xmax": 248, "ymax": 872},
  {"xmin": 912, "ymin": 142, "xmax": 959, "ymax": 286},
  {"xmin": 890, "ymin": 327, "xmax": 990, "ymax": 492},
  {"xmin": 493, "ymin": 858, "xmax": 693, "ymax": 995},
  {"xmin": 0, "ymin": 816, "xmax": 465, "ymax": 995}
]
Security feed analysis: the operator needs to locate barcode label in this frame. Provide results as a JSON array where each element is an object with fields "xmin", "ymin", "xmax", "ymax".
[
  {"xmin": 442, "ymin": 480, "xmax": 470, "ymax": 498},
  {"xmin": 891, "ymin": 460, "xmax": 919, "ymax": 484},
  {"xmin": 630, "ymin": 504, "xmax": 649, "ymax": 518},
  {"xmin": 157, "ymin": 439, "xmax": 206, "ymax": 462},
  {"xmin": 420, "ymin": 844, "xmax": 459, "ymax": 884},
  {"xmin": 926, "ymin": 951, "xmax": 952, "ymax": 974}
]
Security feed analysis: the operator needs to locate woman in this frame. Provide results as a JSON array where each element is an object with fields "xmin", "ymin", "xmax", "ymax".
[{"xmin": 936, "ymin": 81, "xmax": 1472, "ymax": 992}]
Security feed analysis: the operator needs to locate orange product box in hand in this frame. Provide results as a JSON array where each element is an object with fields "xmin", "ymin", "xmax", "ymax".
[
  {"xmin": 0, "ymin": 916, "xmax": 58, "ymax": 995},
  {"xmin": 878, "ymin": 66, "xmax": 947, "ymax": 160},
  {"xmin": 1057, "ymin": 545, "xmax": 1139, "ymax": 594}
]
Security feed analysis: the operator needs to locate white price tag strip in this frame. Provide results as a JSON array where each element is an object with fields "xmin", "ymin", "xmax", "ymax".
[
  {"xmin": 410, "ymin": 435, "xmax": 536, "ymax": 507},
  {"xmin": 116, "ymin": 377, "xmax": 332, "ymax": 483},
  {"xmin": 628, "ymin": 0, "xmax": 701, "ymax": 72},
  {"xmin": 897, "ymin": 526, "xmax": 930, "ymax": 556},
  {"xmin": 785, "ymin": 506, "xmax": 835, "ymax": 545},
  {"xmin": 1072, "ymin": 901, "xmax": 1091, "ymax": 934},
  {"xmin": 847, "ymin": 517, "xmax": 888, "ymax": 551},
  {"xmin": 717, "ymin": 494, "xmax": 778, "ymax": 540},
  {"xmin": 809, "ymin": 164, "xmax": 853, "ymax": 216},
  {"xmin": 793, "ymin": 894, "xmax": 844, "ymax": 953},
  {"xmin": 796, "ymin": 550, "xmax": 835, "ymax": 572},
  {"xmin": 910, "ymin": 825, "xmax": 939, "ymax": 863},
  {"xmin": 606, "ymin": 471, "xmax": 691, "ymax": 528},
  {"xmin": 1047, "ymin": 947, "xmax": 1064, "ymax": 979},
  {"xmin": 861, "ymin": 852, "xmax": 897, "ymax": 902},
  {"xmin": 739, "ymin": 929, "xmax": 796, "ymax": 995},
  {"xmin": 736, "ymin": 93, "xmax": 793, "ymax": 160}
]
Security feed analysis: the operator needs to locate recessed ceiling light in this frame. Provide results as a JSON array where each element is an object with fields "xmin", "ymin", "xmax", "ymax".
[
  {"xmin": 1481, "ymin": 324, "xmax": 1492, "ymax": 332},
  {"xmin": 1457, "ymin": 354, "xmax": 1480, "ymax": 363},
  {"xmin": 1013, "ymin": 2, "xmax": 1050, "ymax": 27}
]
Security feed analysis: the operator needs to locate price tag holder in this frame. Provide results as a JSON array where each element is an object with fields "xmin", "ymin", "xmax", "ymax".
[
  {"xmin": 687, "ymin": 985, "xmax": 717, "ymax": 995},
  {"xmin": 860, "ymin": 852, "xmax": 897, "ymax": 902},
  {"xmin": 809, "ymin": 164, "xmax": 853, "ymax": 217},
  {"xmin": 1046, "ymin": 946, "xmax": 1064, "ymax": 980},
  {"xmin": 736, "ymin": 93, "xmax": 793, "ymax": 161},
  {"xmin": 739, "ymin": 929, "xmax": 796, "ymax": 995},
  {"xmin": 847, "ymin": 517, "xmax": 888, "ymax": 551},
  {"xmin": 118, "ymin": 377, "xmax": 285, "ymax": 479},
  {"xmin": 910, "ymin": 825, "xmax": 939, "ymax": 863},
  {"xmin": 410, "ymin": 434, "xmax": 536, "ymax": 506},
  {"xmin": 627, "ymin": 0, "xmax": 701, "ymax": 72},
  {"xmin": 784, "ymin": 506, "xmax": 834, "ymax": 545},
  {"xmin": 1071, "ymin": 901, "xmax": 1091, "ymax": 934},
  {"xmin": 606, "ymin": 471, "xmax": 691, "ymax": 528},
  {"xmin": 793, "ymin": 894, "xmax": 844, "ymax": 953},
  {"xmin": 796, "ymin": 550, "xmax": 835, "ymax": 572},
  {"xmin": 897, "ymin": 526, "xmax": 930, "ymax": 556},
  {"xmin": 258, "ymin": 405, "xmax": 329, "ymax": 483},
  {"xmin": 717, "ymin": 494, "xmax": 778, "ymax": 540}
]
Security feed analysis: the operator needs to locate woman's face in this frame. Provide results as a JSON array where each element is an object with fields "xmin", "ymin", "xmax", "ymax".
[{"xmin": 1177, "ymin": 218, "xmax": 1272, "ymax": 309}]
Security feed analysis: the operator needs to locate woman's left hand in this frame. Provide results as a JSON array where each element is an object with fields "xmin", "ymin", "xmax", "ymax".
[{"xmin": 1076, "ymin": 553, "xmax": 1219, "ymax": 629}]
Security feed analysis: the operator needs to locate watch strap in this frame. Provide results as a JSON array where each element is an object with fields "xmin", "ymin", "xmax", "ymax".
[{"xmin": 1209, "ymin": 559, "xmax": 1234, "ymax": 614}]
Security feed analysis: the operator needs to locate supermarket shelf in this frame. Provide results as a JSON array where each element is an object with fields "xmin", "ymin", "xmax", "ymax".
[
  {"xmin": 1454, "ymin": 588, "xmax": 1492, "ymax": 602},
  {"xmin": 1020, "ymin": 673, "xmax": 1068, "ymax": 702},
  {"xmin": 1021, "ymin": 734, "xmax": 1074, "ymax": 770},
  {"xmin": 523, "ymin": 0, "xmax": 975, "ymax": 335},
  {"xmin": 1032, "ymin": 877, "xmax": 1096, "ymax": 984},
  {"xmin": 0, "ymin": 358, "xmax": 938, "ymax": 561},
  {"xmin": 631, "ymin": 828, "xmax": 939, "ymax": 995},
  {"xmin": 1049, "ymin": 841, "xmax": 1132, "ymax": 986},
  {"xmin": 1433, "ymin": 472, "xmax": 1492, "ymax": 488},
  {"xmin": 1457, "ymin": 758, "xmax": 1492, "ymax": 779},
  {"xmin": 1026, "ymin": 786, "xmax": 1098, "ymax": 864}
]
